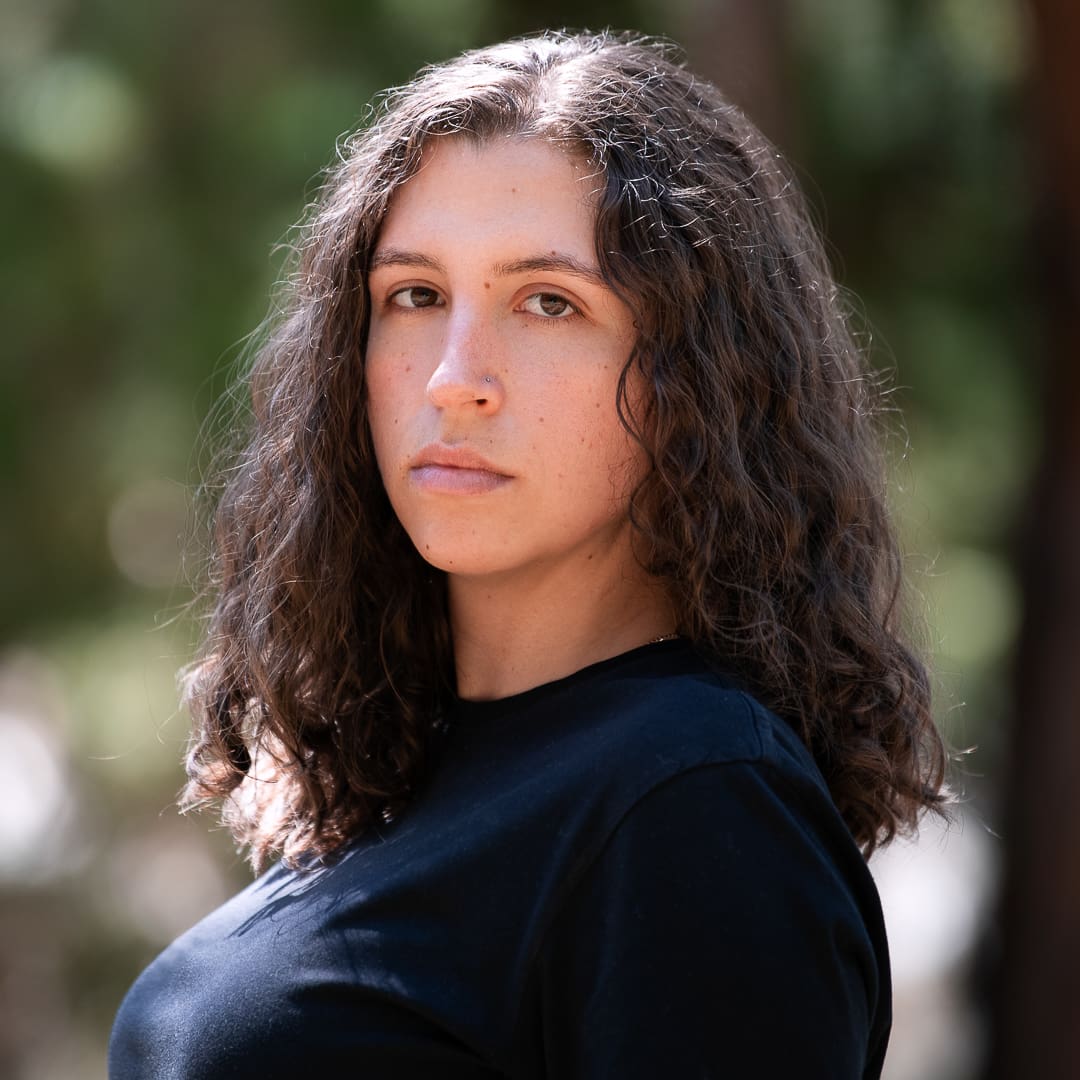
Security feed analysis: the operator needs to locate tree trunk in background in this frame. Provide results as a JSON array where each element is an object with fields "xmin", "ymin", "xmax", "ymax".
[
  {"xmin": 991, "ymin": 1, "xmax": 1080, "ymax": 1077},
  {"xmin": 672, "ymin": 0, "xmax": 790, "ymax": 149}
]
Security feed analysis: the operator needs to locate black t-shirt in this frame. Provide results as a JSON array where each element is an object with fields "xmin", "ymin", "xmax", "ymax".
[{"xmin": 109, "ymin": 640, "xmax": 891, "ymax": 1078}]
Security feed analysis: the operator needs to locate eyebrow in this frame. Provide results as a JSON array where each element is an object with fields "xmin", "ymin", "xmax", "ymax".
[
  {"xmin": 368, "ymin": 248, "xmax": 445, "ymax": 274},
  {"xmin": 368, "ymin": 247, "xmax": 607, "ymax": 288}
]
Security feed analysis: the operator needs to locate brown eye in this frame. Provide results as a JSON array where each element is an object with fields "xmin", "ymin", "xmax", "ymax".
[
  {"xmin": 523, "ymin": 292, "xmax": 576, "ymax": 318},
  {"xmin": 390, "ymin": 286, "xmax": 441, "ymax": 308}
]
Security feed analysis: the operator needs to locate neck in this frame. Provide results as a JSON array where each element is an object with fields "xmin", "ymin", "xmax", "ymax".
[{"xmin": 448, "ymin": 546, "xmax": 676, "ymax": 701}]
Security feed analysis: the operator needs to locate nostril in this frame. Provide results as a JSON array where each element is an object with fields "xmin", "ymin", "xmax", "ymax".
[
  {"xmin": 475, "ymin": 374, "xmax": 496, "ymax": 407},
  {"xmin": 425, "ymin": 366, "xmax": 500, "ymax": 409}
]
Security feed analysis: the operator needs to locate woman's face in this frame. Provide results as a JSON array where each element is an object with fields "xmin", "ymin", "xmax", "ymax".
[{"xmin": 365, "ymin": 137, "xmax": 645, "ymax": 583}]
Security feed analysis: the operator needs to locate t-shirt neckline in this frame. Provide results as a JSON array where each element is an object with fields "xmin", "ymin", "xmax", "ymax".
[{"xmin": 449, "ymin": 637, "xmax": 695, "ymax": 724}]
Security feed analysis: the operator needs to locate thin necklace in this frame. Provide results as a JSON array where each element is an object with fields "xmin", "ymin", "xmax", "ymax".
[{"xmin": 648, "ymin": 632, "xmax": 680, "ymax": 644}]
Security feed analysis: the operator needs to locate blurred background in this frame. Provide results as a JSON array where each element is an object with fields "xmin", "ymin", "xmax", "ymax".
[{"xmin": 3, "ymin": 0, "xmax": 1075, "ymax": 1077}]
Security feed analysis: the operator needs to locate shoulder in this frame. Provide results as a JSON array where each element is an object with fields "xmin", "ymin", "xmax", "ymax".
[
  {"xmin": 502, "ymin": 641, "xmax": 870, "ymax": 899},
  {"xmin": 547, "ymin": 642, "xmax": 887, "ymax": 951},
  {"xmin": 448, "ymin": 638, "xmax": 875, "ymax": 918},
  {"xmin": 512, "ymin": 649, "xmax": 892, "ymax": 1077},
  {"xmin": 450, "ymin": 644, "xmax": 889, "ymax": 1073},
  {"xmin": 554, "ymin": 641, "xmax": 832, "ymax": 809},
  {"xmin": 519, "ymin": 760, "xmax": 891, "ymax": 1078}
]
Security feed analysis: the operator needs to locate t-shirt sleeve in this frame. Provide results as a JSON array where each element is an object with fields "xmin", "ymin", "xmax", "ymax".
[{"xmin": 524, "ymin": 762, "xmax": 889, "ymax": 1080}]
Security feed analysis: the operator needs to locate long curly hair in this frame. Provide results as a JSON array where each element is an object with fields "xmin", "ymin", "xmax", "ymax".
[{"xmin": 181, "ymin": 30, "xmax": 948, "ymax": 870}]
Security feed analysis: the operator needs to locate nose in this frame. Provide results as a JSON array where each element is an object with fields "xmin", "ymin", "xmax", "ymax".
[{"xmin": 426, "ymin": 310, "xmax": 503, "ymax": 413}]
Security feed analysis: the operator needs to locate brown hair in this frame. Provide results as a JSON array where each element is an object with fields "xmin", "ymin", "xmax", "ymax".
[{"xmin": 182, "ymin": 30, "xmax": 948, "ymax": 870}]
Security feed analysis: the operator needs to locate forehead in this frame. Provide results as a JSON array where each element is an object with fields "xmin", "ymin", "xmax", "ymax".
[{"xmin": 375, "ymin": 136, "xmax": 602, "ymax": 254}]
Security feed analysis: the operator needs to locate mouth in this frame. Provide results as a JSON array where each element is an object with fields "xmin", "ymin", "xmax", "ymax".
[{"xmin": 409, "ymin": 444, "xmax": 513, "ymax": 495}]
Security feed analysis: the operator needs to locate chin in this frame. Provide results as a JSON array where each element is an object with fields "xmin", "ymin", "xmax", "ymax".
[
  {"xmin": 412, "ymin": 547, "xmax": 510, "ymax": 577},
  {"xmin": 402, "ymin": 526, "xmax": 510, "ymax": 577}
]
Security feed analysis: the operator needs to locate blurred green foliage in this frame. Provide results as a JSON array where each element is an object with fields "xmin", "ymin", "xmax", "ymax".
[{"xmin": 1, "ymin": 1, "xmax": 1031, "ymax": 1076}]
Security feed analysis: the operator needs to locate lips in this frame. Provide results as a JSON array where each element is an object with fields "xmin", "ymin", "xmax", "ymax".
[{"xmin": 409, "ymin": 444, "xmax": 512, "ymax": 495}]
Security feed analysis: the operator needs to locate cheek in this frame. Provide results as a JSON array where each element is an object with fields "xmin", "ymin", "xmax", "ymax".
[
  {"xmin": 365, "ymin": 338, "xmax": 419, "ymax": 419},
  {"xmin": 554, "ymin": 385, "xmax": 647, "ymax": 503},
  {"xmin": 598, "ymin": 372, "xmax": 652, "ymax": 495},
  {"xmin": 364, "ymin": 355, "xmax": 409, "ymax": 475}
]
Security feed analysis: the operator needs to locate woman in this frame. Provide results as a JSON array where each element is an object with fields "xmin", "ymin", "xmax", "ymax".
[{"xmin": 110, "ymin": 30, "xmax": 947, "ymax": 1079}]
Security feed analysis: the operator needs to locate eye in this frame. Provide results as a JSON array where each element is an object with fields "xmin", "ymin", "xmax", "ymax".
[
  {"xmin": 389, "ymin": 286, "xmax": 442, "ymax": 309},
  {"xmin": 521, "ymin": 292, "xmax": 577, "ymax": 319}
]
